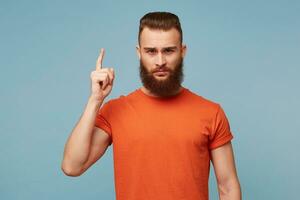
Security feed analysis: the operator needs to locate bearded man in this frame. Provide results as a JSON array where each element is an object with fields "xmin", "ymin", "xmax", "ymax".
[{"xmin": 62, "ymin": 11, "xmax": 241, "ymax": 200}]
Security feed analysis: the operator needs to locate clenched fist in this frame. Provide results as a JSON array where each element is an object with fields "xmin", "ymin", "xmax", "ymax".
[{"xmin": 90, "ymin": 48, "xmax": 115, "ymax": 102}]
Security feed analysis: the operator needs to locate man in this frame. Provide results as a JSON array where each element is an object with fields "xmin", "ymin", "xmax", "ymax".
[{"xmin": 61, "ymin": 11, "xmax": 241, "ymax": 200}]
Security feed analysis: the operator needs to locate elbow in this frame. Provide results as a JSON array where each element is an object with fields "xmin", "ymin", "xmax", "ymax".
[
  {"xmin": 218, "ymin": 177, "xmax": 241, "ymax": 199},
  {"xmin": 61, "ymin": 162, "xmax": 83, "ymax": 177}
]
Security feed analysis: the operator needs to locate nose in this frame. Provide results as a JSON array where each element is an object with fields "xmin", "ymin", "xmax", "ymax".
[{"xmin": 155, "ymin": 53, "xmax": 166, "ymax": 67}]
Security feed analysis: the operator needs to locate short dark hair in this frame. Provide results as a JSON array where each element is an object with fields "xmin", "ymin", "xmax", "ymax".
[{"xmin": 138, "ymin": 11, "xmax": 183, "ymax": 45}]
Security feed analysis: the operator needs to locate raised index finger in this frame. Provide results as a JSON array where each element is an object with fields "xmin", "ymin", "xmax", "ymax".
[{"xmin": 96, "ymin": 48, "xmax": 105, "ymax": 70}]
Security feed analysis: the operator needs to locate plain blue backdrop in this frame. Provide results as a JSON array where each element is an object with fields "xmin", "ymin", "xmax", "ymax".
[{"xmin": 1, "ymin": 0, "xmax": 299, "ymax": 199}]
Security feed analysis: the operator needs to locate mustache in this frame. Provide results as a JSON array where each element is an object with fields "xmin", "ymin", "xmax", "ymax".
[{"xmin": 151, "ymin": 67, "xmax": 172, "ymax": 73}]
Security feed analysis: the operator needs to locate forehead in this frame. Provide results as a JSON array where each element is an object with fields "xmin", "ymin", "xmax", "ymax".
[{"xmin": 139, "ymin": 27, "xmax": 181, "ymax": 48}]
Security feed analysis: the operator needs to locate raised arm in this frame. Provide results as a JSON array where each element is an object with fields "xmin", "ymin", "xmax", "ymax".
[
  {"xmin": 210, "ymin": 142, "xmax": 242, "ymax": 200},
  {"xmin": 61, "ymin": 48, "xmax": 114, "ymax": 176}
]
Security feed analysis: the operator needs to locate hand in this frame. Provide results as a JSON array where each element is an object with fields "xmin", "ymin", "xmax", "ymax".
[{"xmin": 90, "ymin": 48, "xmax": 115, "ymax": 102}]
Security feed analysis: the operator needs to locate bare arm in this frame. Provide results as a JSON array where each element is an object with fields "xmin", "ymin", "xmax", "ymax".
[
  {"xmin": 61, "ymin": 48, "xmax": 114, "ymax": 176},
  {"xmin": 210, "ymin": 142, "xmax": 242, "ymax": 200},
  {"xmin": 61, "ymin": 97, "xmax": 111, "ymax": 176}
]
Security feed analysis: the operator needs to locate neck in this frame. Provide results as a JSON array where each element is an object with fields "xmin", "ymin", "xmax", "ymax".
[{"xmin": 141, "ymin": 86, "xmax": 183, "ymax": 98}]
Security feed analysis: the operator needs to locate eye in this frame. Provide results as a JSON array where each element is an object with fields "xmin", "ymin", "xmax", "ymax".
[
  {"xmin": 164, "ymin": 48, "xmax": 175, "ymax": 54},
  {"xmin": 146, "ymin": 49, "xmax": 156, "ymax": 54}
]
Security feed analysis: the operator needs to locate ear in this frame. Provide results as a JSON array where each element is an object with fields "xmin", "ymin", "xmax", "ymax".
[
  {"xmin": 136, "ymin": 45, "xmax": 141, "ymax": 59},
  {"xmin": 181, "ymin": 44, "xmax": 187, "ymax": 58}
]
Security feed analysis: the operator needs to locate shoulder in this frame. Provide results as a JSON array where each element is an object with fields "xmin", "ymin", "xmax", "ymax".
[
  {"xmin": 184, "ymin": 88, "xmax": 221, "ymax": 112},
  {"xmin": 102, "ymin": 89, "xmax": 139, "ymax": 107}
]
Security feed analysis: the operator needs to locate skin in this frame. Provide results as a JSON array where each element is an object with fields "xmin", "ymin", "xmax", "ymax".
[
  {"xmin": 211, "ymin": 142, "xmax": 242, "ymax": 200},
  {"xmin": 62, "ymin": 25, "xmax": 241, "ymax": 200},
  {"xmin": 61, "ymin": 49, "xmax": 114, "ymax": 176}
]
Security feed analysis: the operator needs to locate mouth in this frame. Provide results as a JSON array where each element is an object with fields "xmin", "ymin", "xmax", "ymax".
[
  {"xmin": 152, "ymin": 68, "xmax": 170, "ymax": 77},
  {"xmin": 153, "ymin": 71, "xmax": 169, "ymax": 77}
]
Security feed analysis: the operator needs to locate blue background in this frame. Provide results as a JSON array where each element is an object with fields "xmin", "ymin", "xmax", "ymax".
[{"xmin": 1, "ymin": 0, "xmax": 299, "ymax": 199}]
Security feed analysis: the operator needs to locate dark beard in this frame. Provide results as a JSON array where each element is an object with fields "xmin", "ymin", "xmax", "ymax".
[{"xmin": 139, "ymin": 58, "xmax": 184, "ymax": 97}]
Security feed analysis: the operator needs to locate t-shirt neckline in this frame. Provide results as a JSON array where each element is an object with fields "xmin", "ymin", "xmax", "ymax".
[{"xmin": 137, "ymin": 86, "xmax": 187, "ymax": 101}]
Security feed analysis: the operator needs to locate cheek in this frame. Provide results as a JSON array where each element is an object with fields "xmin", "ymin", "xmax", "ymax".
[
  {"xmin": 141, "ymin": 56, "xmax": 155, "ymax": 66},
  {"xmin": 167, "ymin": 55, "xmax": 181, "ymax": 66}
]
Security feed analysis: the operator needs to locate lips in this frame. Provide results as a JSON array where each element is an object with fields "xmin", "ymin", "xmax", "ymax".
[
  {"xmin": 152, "ymin": 67, "xmax": 170, "ymax": 77},
  {"xmin": 153, "ymin": 71, "xmax": 169, "ymax": 76},
  {"xmin": 153, "ymin": 68, "xmax": 169, "ymax": 73}
]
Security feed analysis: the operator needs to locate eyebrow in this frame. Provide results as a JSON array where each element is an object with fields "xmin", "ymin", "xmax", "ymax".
[{"xmin": 143, "ymin": 46, "xmax": 178, "ymax": 51}]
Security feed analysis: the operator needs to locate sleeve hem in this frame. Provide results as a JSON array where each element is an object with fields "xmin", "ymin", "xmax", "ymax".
[
  {"xmin": 209, "ymin": 133, "xmax": 233, "ymax": 150},
  {"xmin": 95, "ymin": 125, "xmax": 113, "ymax": 146}
]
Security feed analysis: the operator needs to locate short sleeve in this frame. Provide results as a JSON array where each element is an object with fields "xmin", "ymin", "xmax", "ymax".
[
  {"xmin": 94, "ymin": 101, "xmax": 113, "ymax": 145},
  {"xmin": 209, "ymin": 105, "xmax": 233, "ymax": 149}
]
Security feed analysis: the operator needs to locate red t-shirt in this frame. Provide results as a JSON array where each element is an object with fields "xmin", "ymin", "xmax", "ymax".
[{"xmin": 95, "ymin": 87, "xmax": 233, "ymax": 200}]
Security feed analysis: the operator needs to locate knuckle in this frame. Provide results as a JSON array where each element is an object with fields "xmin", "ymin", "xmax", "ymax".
[
  {"xmin": 99, "ymin": 70, "xmax": 108, "ymax": 75},
  {"xmin": 101, "ymin": 68, "xmax": 108, "ymax": 72}
]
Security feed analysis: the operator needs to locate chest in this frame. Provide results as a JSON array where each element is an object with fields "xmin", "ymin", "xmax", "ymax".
[{"xmin": 111, "ymin": 104, "xmax": 212, "ymax": 152}]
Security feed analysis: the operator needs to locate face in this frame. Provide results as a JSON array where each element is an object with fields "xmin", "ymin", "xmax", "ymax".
[{"xmin": 137, "ymin": 27, "xmax": 187, "ymax": 97}]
